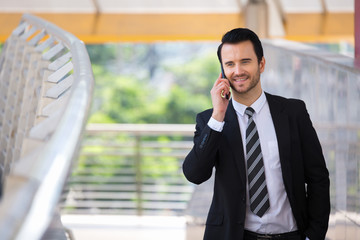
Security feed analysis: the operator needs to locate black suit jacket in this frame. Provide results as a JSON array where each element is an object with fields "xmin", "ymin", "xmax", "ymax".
[{"xmin": 183, "ymin": 92, "xmax": 330, "ymax": 240}]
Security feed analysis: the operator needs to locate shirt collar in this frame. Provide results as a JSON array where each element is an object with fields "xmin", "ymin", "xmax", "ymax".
[{"xmin": 232, "ymin": 91, "xmax": 266, "ymax": 117}]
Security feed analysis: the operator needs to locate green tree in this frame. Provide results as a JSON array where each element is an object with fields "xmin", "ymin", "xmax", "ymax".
[
  {"xmin": 86, "ymin": 44, "xmax": 117, "ymax": 65},
  {"xmin": 87, "ymin": 43, "xmax": 219, "ymax": 124}
]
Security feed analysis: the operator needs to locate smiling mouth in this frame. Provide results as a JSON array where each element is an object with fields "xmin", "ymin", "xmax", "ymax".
[{"xmin": 233, "ymin": 75, "xmax": 248, "ymax": 82}]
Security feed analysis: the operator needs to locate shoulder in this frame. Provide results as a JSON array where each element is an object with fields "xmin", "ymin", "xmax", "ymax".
[
  {"xmin": 265, "ymin": 92, "xmax": 309, "ymax": 120},
  {"xmin": 265, "ymin": 92, "xmax": 306, "ymax": 111},
  {"xmin": 197, "ymin": 108, "xmax": 213, "ymax": 123}
]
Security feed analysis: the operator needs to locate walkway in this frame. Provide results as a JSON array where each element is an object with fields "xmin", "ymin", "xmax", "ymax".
[{"xmin": 61, "ymin": 215, "xmax": 187, "ymax": 240}]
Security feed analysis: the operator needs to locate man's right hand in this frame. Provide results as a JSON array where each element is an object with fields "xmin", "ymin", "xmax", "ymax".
[{"xmin": 210, "ymin": 73, "xmax": 231, "ymax": 122}]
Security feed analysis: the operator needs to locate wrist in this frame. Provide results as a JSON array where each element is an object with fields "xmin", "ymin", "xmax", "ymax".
[
  {"xmin": 211, "ymin": 111, "xmax": 225, "ymax": 122},
  {"xmin": 208, "ymin": 117, "xmax": 225, "ymax": 132}
]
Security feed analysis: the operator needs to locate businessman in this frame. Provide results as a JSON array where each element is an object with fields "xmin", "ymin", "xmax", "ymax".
[{"xmin": 183, "ymin": 28, "xmax": 330, "ymax": 240}]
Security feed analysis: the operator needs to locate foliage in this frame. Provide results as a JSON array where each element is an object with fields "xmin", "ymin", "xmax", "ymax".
[
  {"xmin": 67, "ymin": 44, "xmax": 220, "ymax": 213},
  {"xmin": 86, "ymin": 44, "xmax": 117, "ymax": 65},
  {"xmin": 87, "ymin": 43, "xmax": 220, "ymax": 124}
]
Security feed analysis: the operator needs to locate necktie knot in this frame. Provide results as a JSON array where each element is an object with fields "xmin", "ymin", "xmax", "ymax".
[{"xmin": 245, "ymin": 107, "xmax": 255, "ymax": 118}]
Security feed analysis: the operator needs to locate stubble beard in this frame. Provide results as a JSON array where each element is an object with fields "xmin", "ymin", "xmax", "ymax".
[{"xmin": 229, "ymin": 68, "xmax": 261, "ymax": 96}]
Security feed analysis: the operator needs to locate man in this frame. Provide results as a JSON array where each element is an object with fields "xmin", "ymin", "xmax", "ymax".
[{"xmin": 182, "ymin": 28, "xmax": 330, "ymax": 240}]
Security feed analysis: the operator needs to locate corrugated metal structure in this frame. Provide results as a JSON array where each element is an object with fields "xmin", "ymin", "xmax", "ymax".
[{"xmin": 0, "ymin": 0, "xmax": 355, "ymax": 43}]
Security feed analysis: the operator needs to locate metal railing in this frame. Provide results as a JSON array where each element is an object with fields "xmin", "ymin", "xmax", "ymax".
[
  {"xmin": 0, "ymin": 14, "xmax": 94, "ymax": 239},
  {"xmin": 61, "ymin": 124, "xmax": 195, "ymax": 216}
]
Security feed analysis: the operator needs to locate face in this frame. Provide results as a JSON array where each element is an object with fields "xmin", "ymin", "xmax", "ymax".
[{"xmin": 221, "ymin": 40, "xmax": 265, "ymax": 99}]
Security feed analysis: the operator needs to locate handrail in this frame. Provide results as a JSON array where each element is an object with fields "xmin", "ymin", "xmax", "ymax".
[
  {"xmin": 0, "ymin": 14, "xmax": 94, "ymax": 239},
  {"xmin": 62, "ymin": 123, "xmax": 195, "ymax": 216}
]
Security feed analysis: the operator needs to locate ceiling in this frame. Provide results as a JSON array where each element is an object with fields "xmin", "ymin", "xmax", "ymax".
[
  {"xmin": 0, "ymin": 0, "xmax": 355, "ymax": 43},
  {"xmin": 0, "ymin": 0, "xmax": 354, "ymax": 13}
]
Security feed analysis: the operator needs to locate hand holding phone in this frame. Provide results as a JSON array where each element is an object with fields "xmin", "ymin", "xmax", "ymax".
[
  {"xmin": 211, "ymin": 73, "xmax": 230, "ymax": 122},
  {"xmin": 221, "ymin": 65, "xmax": 230, "ymax": 100}
]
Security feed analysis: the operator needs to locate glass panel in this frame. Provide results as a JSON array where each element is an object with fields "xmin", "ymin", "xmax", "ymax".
[{"xmin": 262, "ymin": 41, "xmax": 360, "ymax": 239}]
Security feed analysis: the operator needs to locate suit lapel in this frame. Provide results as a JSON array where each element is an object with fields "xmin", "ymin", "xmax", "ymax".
[
  {"xmin": 221, "ymin": 94, "xmax": 294, "ymax": 190},
  {"xmin": 265, "ymin": 93, "xmax": 293, "ymax": 193},
  {"xmin": 223, "ymin": 101, "xmax": 247, "ymax": 185}
]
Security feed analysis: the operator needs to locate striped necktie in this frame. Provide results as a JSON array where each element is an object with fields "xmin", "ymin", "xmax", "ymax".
[{"xmin": 245, "ymin": 107, "xmax": 270, "ymax": 217}]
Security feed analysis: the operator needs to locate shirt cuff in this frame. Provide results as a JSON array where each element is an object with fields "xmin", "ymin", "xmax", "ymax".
[{"xmin": 208, "ymin": 117, "xmax": 225, "ymax": 132}]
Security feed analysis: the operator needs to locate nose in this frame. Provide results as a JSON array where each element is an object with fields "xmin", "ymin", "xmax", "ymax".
[{"xmin": 234, "ymin": 64, "xmax": 244, "ymax": 76}]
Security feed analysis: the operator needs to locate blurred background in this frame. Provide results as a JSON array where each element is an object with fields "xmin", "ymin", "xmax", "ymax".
[
  {"xmin": 0, "ymin": 0, "xmax": 355, "ymax": 124},
  {"xmin": 0, "ymin": 0, "xmax": 354, "ymax": 125},
  {"xmin": 0, "ymin": 0, "xmax": 358, "ymax": 239}
]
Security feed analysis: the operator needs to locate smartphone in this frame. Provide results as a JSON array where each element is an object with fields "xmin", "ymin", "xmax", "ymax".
[{"xmin": 221, "ymin": 64, "xmax": 230, "ymax": 100}]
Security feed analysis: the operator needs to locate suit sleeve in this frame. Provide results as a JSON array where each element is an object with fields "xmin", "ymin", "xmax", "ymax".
[
  {"xmin": 182, "ymin": 112, "xmax": 222, "ymax": 185},
  {"xmin": 298, "ymin": 101, "xmax": 330, "ymax": 240}
]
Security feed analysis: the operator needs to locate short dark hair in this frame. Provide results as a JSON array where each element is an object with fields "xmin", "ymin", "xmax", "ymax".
[{"xmin": 217, "ymin": 28, "xmax": 264, "ymax": 64}]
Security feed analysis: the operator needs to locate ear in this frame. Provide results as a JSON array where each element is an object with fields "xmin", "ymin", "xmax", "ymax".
[{"xmin": 259, "ymin": 57, "xmax": 265, "ymax": 73}]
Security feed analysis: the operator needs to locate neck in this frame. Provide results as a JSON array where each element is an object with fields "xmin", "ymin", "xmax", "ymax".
[{"xmin": 233, "ymin": 88, "xmax": 263, "ymax": 106}]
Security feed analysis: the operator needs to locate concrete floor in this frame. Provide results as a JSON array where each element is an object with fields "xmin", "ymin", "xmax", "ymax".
[{"xmin": 61, "ymin": 215, "xmax": 187, "ymax": 240}]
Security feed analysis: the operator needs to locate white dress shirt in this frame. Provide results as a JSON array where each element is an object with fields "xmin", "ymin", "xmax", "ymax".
[{"xmin": 208, "ymin": 91, "xmax": 298, "ymax": 234}]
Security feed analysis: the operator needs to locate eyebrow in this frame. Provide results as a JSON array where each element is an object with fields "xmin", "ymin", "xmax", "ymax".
[
  {"xmin": 224, "ymin": 58, "xmax": 252, "ymax": 65},
  {"xmin": 224, "ymin": 61, "xmax": 233, "ymax": 65}
]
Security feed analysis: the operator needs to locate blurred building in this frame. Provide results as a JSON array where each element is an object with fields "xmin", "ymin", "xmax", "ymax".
[{"xmin": 0, "ymin": 0, "xmax": 355, "ymax": 44}]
